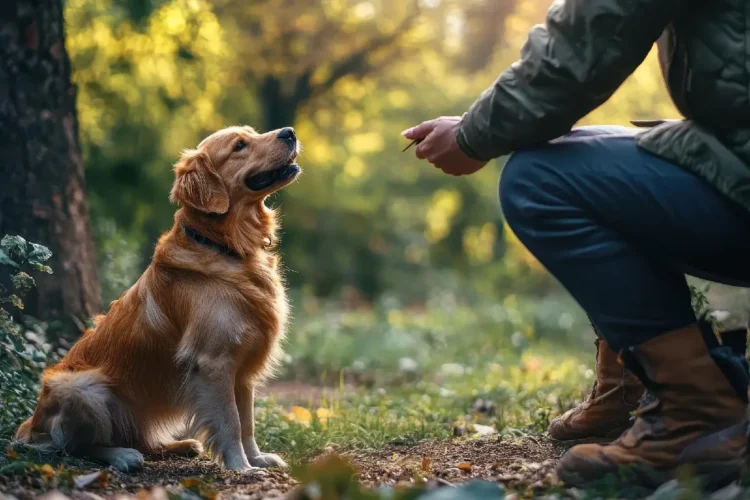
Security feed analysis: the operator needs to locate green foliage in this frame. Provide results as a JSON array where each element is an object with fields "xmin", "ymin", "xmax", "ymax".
[
  {"xmin": 0, "ymin": 236, "xmax": 53, "ymax": 439},
  {"xmin": 284, "ymin": 293, "xmax": 588, "ymax": 382},
  {"xmin": 65, "ymin": 0, "xmax": 680, "ymax": 302},
  {"xmin": 95, "ymin": 219, "xmax": 145, "ymax": 304},
  {"xmin": 689, "ymin": 282, "xmax": 718, "ymax": 327}
]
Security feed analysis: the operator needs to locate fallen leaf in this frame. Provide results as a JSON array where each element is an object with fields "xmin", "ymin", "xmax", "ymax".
[
  {"xmin": 472, "ymin": 424, "xmax": 497, "ymax": 436},
  {"xmin": 74, "ymin": 471, "xmax": 108, "ymax": 489},
  {"xmin": 39, "ymin": 464, "xmax": 55, "ymax": 479},
  {"xmin": 199, "ymin": 485, "xmax": 218, "ymax": 500},
  {"xmin": 456, "ymin": 462, "xmax": 472, "ymax": 472},
  {"xmin": 6, "ymin": 448, "xmax": 18, "ymax": 460},
  {"xmin": 286, "ymin": 406, "xmax": 313, "ymax": 426},
  {"xmin": 421, "ymin": 455, "xmax": 432, "ymax": 472},
  {"xmin": 180, "ymin": 477, "xmax": 202, "ymax": 489}
]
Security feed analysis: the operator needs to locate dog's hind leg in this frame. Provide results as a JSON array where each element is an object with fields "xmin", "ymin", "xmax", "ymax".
[
  {"xmin": 87, "ymin": 446, "xmax": 144, "ymax": 472},
  {"xmin": 17, "ymin": 370, "xmax": 121, "ymax": 455}
]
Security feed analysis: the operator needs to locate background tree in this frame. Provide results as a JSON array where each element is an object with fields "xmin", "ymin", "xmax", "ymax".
[
  {"xmin": 64, "ymin": 0, "xmax": 677, "ymax": 304},
  {"xmin": 219, "ymin": 0, "xmax": 520, "ymax": 131},
  {"xmin": 0, "ymin": 0, "xmax": 99, "ymax": 321},
  {"xmin": 220, "ymin": 0, "xmax": 424, "ymax": 132}
]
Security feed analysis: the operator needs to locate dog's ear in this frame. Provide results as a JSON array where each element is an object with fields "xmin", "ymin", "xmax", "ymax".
[{"xmin": 170, "ymin": 150, "xmax": 230, "ymax": 214}]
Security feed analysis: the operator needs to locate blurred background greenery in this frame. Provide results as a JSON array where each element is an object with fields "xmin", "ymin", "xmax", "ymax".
[{"xmin": 66, "ymin": 0, "xmax": 678, "ymax": 306}]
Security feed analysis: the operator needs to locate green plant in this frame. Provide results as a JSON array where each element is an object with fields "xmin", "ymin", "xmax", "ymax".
[
  {"xmin": 0, "ymin": 235, "xmax": 53, "ymax": 439},
  {"xmin": 689, "ymin": 283, "xmax": 722, "ymax": 330}
]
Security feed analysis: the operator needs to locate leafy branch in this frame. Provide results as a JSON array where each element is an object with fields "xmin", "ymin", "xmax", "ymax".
[{"xmin": 0, "ymin": 235, "xmax": 54, "ymax": 439}]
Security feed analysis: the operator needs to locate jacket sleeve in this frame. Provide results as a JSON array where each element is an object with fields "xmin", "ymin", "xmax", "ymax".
[{"xmin": 457, "ymin": 0, "xmax": 686, "ymax": 161}]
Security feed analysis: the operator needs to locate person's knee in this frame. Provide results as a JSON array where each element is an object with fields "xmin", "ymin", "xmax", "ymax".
[{"xmin": 498, "ymin": 150, "xmax": 548, "ymax": 235}]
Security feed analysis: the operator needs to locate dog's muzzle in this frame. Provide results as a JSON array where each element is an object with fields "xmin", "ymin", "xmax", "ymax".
[{"xmin": 245, "ymin": 164, "xmax": 300, "ymax": 191}]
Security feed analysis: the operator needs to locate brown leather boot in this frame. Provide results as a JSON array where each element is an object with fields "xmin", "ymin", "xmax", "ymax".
[
  {"xmin": 557, "ymin": 323, "xmax": 749, "ymax": 489},
  {"xmin": 548, "ymin": 337, "xmax": 644, "ymax": 442}
]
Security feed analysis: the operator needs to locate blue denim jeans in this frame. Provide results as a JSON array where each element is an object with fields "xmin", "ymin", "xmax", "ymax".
[{"xmin": 499, "ymin": 126, "xmax": 750, "ymax": 351}]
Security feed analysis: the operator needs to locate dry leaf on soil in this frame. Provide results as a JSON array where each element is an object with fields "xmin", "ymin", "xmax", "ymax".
[
  {"xmin": 457, "ymin": 462, "xmax": 472, "ymax": 472},
  {"xmin": 74, "ymin": 470, "xmax": 109, "ymax": 489},
  {"xmin": 39, "ymin": 464, "xmax": 55, "ymax": 479},
  {"xmin": 180, "ymin": 478, "xmax": 202, "ymax": 488}
]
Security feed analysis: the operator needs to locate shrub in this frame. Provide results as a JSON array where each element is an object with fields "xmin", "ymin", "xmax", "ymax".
[{"xmin": 0, "ymin": 235, "xmax": 54, "ymax": 439}]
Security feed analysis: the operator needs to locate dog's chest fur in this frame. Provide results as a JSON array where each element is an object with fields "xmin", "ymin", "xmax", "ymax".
[{"xmin": 178, "ymin": 249, "xmax": 288, "ymax": 376}]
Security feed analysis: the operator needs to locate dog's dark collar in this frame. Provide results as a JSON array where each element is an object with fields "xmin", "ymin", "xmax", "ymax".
[{"xmin": 182, "ymin": 224, "xmax": 241, "ymax": 259}]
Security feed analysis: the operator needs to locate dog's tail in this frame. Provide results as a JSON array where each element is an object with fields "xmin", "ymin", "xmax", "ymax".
[
  {"xmin": 16, "ymin": 369, "xmax": 115, "ymax": 453},
  {"xmin": 15, "ymin": 417, "xmax": 33, "ymax": 444}
]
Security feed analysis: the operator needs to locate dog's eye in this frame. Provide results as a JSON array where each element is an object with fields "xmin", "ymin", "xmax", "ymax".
[{"xmin": 234, "ymin": 140, "xmax": 247, "ymax": 153}]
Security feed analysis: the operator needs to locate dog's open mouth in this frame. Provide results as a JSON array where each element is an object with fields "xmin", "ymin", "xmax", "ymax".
[{"xmin": 245, "ymin": 163, "xmax": 300, "ymax": 192}]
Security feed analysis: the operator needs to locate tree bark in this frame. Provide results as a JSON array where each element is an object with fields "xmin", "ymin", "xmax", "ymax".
[
  {"xmin": 0, "ymin": 0, "xmax": 100, "ymax": 320},
  {"xmin": 259, "ymin": 77, "xmax": 302, "ymax": 132}
]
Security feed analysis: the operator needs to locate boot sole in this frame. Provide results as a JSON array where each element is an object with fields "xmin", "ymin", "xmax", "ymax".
[
  {"xmin": 548, "ymin": 423, "xmax": 634, "ymax": 445},
  {"xmin": 549, "ymin": 436, "xmax": 618, "ymax": 446},
  {"xmin": 557, "ymin": 458, "xmax": 744, "ymax": 491}
]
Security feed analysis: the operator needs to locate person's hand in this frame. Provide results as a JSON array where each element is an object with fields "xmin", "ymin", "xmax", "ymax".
[{"xmin": 402, "ymin": 116, "xmax": 487, "ymax": 176}]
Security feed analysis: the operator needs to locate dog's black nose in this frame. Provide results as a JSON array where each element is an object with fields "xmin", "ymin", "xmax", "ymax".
[{"xmin": 278, "ymin": 127, "xmax": 296, "ymax": 142}]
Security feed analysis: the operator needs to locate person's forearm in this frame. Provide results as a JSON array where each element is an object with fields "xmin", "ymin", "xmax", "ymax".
[{"xmin": 458, "ymin": 0, "xmax": 685, "ymax": 161}]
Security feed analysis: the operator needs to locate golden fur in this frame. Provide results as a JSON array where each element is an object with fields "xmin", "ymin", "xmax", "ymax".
[{"xmin": 16, "ymin": 125, "xmax": 300, "ymax": 472}]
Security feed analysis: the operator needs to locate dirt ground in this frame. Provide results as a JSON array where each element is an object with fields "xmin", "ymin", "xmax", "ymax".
[
  {"xmin": 0, "ymin": 436, "xmax": 568, "ymax": 499},
  {"xmin": 346, "ymin": 435, "xmax": 566, "ymax": 489}
]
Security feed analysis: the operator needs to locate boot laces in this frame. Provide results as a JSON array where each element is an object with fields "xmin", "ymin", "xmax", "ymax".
[{"xmin": 588, "ymin": 366, "xmax": 639, "ymax": 407}]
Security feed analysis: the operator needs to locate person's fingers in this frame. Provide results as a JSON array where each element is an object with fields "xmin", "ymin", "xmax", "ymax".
[
  {"xmin": 415, "ymin": 140, "xmax": 432, "ymax": 160},
  {"xmin": 402, "ymin": 119, "xmax": 437, "ymax": 140}
]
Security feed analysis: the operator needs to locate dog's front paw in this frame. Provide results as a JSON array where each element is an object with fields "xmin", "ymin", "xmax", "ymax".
[
  {"xmin": 108, "ymin": 448, "xmax": 145, "ymax": 472},
  {"xmin": 248, "ymin": 453, "xmax": 287, "ymax": 469},
  {"xmin": 223, "ymin": 462, "xmax": 268, "ymax": 478}
]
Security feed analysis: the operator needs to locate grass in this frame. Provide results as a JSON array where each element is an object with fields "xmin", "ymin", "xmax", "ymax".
[{"xmin": 254, "ymin": 293, "xmax": 594, "ymax": 464}]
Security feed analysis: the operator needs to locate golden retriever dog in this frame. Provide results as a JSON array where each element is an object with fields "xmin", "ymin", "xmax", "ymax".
[{"xmin": 15, "ymin": 125, "xmax": 301, "ymax": 472}]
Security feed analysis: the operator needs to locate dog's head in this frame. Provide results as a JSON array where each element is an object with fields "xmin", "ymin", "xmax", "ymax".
[{"xmin": 170, "ymin": 126, "xmax": 301, "ymax": 215}]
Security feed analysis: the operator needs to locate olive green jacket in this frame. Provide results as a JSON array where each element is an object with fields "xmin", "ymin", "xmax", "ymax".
[{"xmin": 457, "ymin": 0, "xmax": 750, "ymax": 213}]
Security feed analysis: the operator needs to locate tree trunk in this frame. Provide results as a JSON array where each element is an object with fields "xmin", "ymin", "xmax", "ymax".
[
  {"xmin": 260, "ymin": 76, "xmax": 301, "ymax": 132},
  {"xmin": 0, "ymin": 0, "xmax": 100, "ymax": 321}
]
